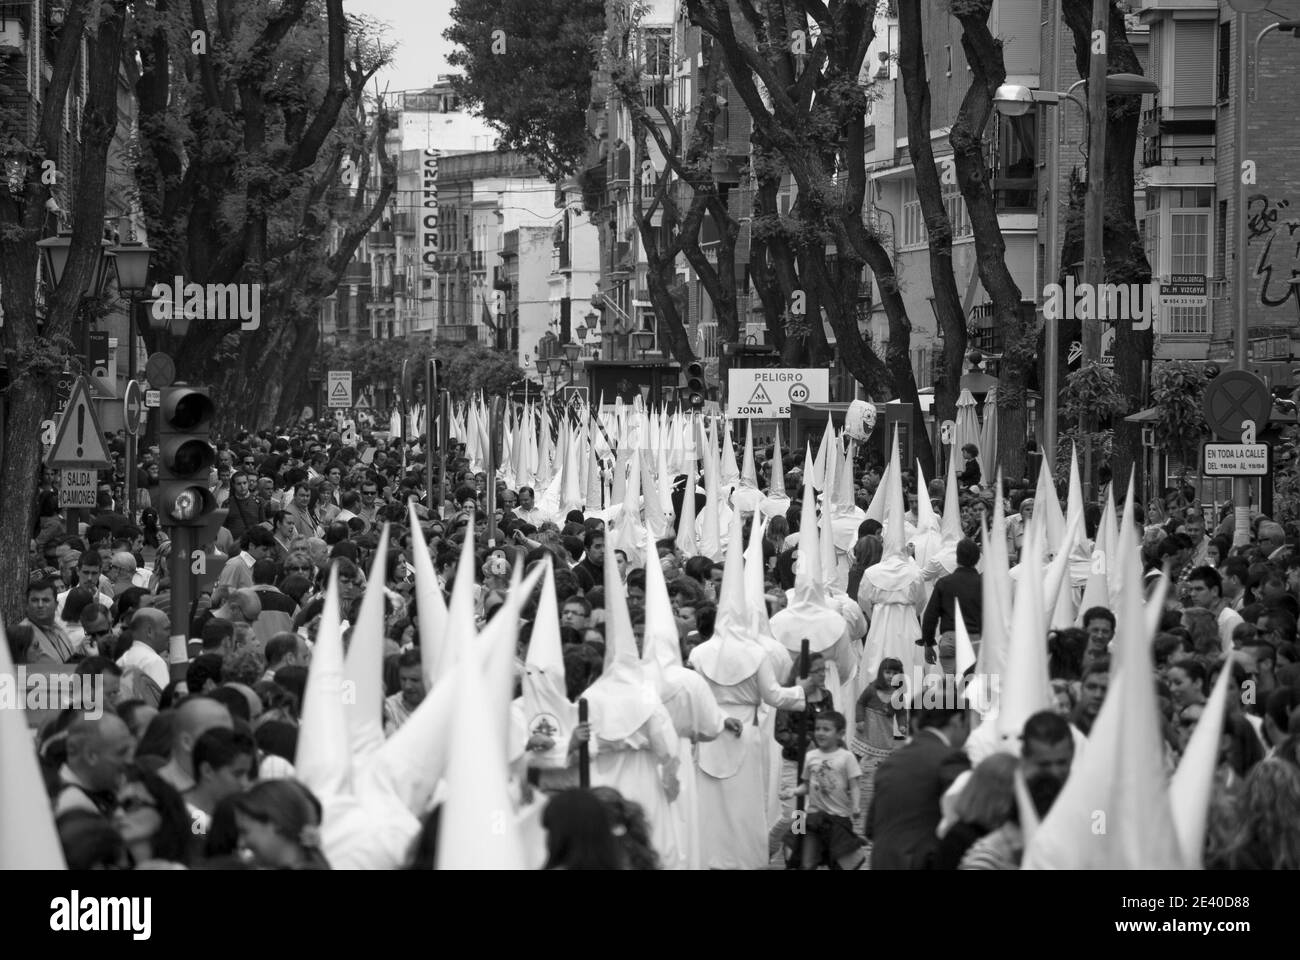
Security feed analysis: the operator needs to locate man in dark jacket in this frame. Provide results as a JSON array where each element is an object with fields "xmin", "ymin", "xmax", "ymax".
[
  {"xmin": 919, "ymin": 538, "xmax": 982, "ymax": 675},
  {"xmin": 867, "ymin": 679, "xmax": 971, "ymax": 869}
]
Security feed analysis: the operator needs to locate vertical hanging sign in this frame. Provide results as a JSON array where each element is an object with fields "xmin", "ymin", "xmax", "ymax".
[{"xmin": 422, "ymin": 149, "xmax": 440, "ymax": 270}]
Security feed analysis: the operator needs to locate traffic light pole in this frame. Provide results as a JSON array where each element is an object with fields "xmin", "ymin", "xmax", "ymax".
[
  {"xmin": 425, "ymin": 358, "xmax": 437, "ymax": 513},
  {"xmin": 167, "ymin": 524, "xmax": 194, "ymax": 681},
  {"xmin": 438, "ymin": 389, "xmax": 450, "ymax": 519},
  {"xmin": 125, "ymin": 299, "xmax": 139, "ymax": 522}
]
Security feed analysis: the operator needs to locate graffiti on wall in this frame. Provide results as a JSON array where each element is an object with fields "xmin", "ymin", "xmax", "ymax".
[{"xmin": 1247, "ymin": 194, "xmax": 1300, "ymax": 314}]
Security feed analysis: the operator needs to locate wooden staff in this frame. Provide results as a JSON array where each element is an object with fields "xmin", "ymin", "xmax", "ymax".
[
  {"xmin": 578, "ymin": 697, "xmax": 590, "ymax": 788},
  {"xmin": 790, "ymin": 638, "xmax": 811, "ymax": 867}
]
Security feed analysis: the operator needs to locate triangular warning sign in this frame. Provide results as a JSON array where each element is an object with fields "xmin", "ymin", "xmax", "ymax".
[
  {"xmin": 354, "ymin": 394, "xmax": 370, "ymax": 410},
  {"xmin": 330, "ymin": 380, "xmax": 350, "ymax": 400},
  {"xmin": 748, "ymin": 383, "xmax": 772, "ymax": 404},
  {"xmin": 47, "ymin": 377, "xmax": 112, "ymax": 468}
]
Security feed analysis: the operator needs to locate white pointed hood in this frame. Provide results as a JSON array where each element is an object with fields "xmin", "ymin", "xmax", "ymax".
[
  {"xmin": 1169, "ymin": 655, "xmax": 1234, "ymax": 869},
  {"xmin": 582, "ymin": 524, "xmax": 658, "ymax": 741},
  {"xmin": 1022, "ymin": 479, "xmax": 1187, "ymax": 869},
  {"xmin": 971, "ymin": 473, "xmax": 1012, "ymax": 715},
  {"xmin": 0, "ymin": 618, "xmax": 66, "ymax": 868},
  {"xmin": 719, "ymin": 417, "xmax": 741, "ymax": 489},
  {"xmin": 642, "ymin": 528, "xmax": 684, "ymax": 680},
  {"xmin": 881, "ymin": 426, "xmax": 907, "ymax": 559},
  {"xmin": 689, "ymin": 507, "xmax": 765, "ymax": 685},
  {"xmin": 433, "ymin": 654, "xmax": 526, "ymax": 869},
  {"xmin": 733, "ymin": 418, "xmax": 762, "ymax": 514},
  {"xmin": 1032, "ymin": 453, "xmax": 1066, "ymax": 556},
  {"xmin": 639, "ymin": 445, "xmax": 670, "ymax": 540},
  {"xmin": 446, "ymin": 519, "xmax": 479, "ymax": 663},
  {"xmin": 759, "ymin": 429, "xmax": 790, "ymax": 519},
  {"xmin": 408, "ymin": 503, "xmax": 449, "ymax": 690},
  {"xmin": 343, "ymin": 523, "xmax": 390, "ymax": 763},
  {"xmin": 812, "ymin": 414, "xmax": 833, "ymax": 490},
  {"xmin": 675, "ymin": 442, "xmax": 700, "ymax": 558},
  {"xmin": 994, "ymin": 516, "xmax": 1053, "ymax": 748},
  {"xmin": 295, "ymin": 567, "xmax": 351, "ymax": 797},
  {"xmin": 522, "ymin": 560, "xmax": 577, "ymax": 769},
  {"xmin": 697, "ymin": 419, "xmax": 723, "ymax": 561},
  {"xmin": 770, "ymin": 453, "xmax": 847, "ymax": 657},
  {"xmin": 909, "ymin": 459, "xmax": 944, "ymax": 570}
]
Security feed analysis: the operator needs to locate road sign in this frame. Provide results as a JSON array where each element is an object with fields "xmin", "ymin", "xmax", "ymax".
[
  {"xmin": 88, "ymin": 332, "xmax": 114, "ymax": 397},
  {"xmin": 123, "ymin": 380, "xmax": 144, "ymax": 437},
  {"xmin": 54, "ymin": 370, "xmax": 76, "ymax": 416},
  {"xmin": 563, "ymin": 385, "xmax": 590, "ymax": 408},
  {"xmin": 1203, "ymin": 369, "xmax": 1272, "ymax": 441},
  {"xmin": 1204, "ymin": 442, "xmax": 1271, "ymax": 476},
  {"xmin": 327, "ymin": 370, "xmax": 353, "ymax": 408},
  {"xmin": 46, "ymin": 377, "xmax": 112, "ymax": 469},
  {"xmin": 727, "ymin": 368, "xmax": 829, "ymax": 418},
  {"xmin": 354, "ymin": 394, "xmax": 370, "ymax": 411},
  {"xmin": 58, "ymin": 468, "xmax": 98, "ymax": 508},
  {"xmin": 145, "ymin": 352, "xmax": 176, "ymax": 388},
  {"xmin": 145, "ymin": 389, "xmax": 161, "ymax": 408}
]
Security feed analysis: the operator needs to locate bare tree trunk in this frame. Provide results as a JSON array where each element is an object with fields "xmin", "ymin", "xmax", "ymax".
[{"xmin": 1062, "ymin": 0, "xmax": 1152, "ymax": 495}]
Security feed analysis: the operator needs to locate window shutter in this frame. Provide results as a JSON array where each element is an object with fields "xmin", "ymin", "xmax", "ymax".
[
  {"xmin": 726, "ymin": 83, "xmax": 751, "ymax": 154},
  {"xmin": 996, "ymin": 0, "xmax": 1040, "ymax": 75},
  {"xmin": 1150, "ymin": 22, "xmax": 1162, "ymax": 92},
  {"xmin": 1172, "ymin": 20, "xmax": 1215, "ymax": 107}
]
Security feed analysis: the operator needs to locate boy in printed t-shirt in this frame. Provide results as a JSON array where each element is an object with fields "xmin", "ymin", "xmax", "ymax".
[{"xmin": 783, "ymin": 711, "xmax": 867, "ymax": 870}]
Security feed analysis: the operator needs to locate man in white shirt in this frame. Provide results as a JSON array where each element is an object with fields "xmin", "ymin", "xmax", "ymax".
[
  {"xmin": 115, "ymin": 607, "xmax": 173, "ymax": 692},
  {"xmin": 57, "ymin": 553, "xmax": 115, "ymax": 613},
  {"xmin": 513, "ymin": 486, "xmax": 544, "ymax": 527},
  {"xmin": 216, "ymin": 527, "xmax": 277, "ymax": 593},
  {"xmin": 1185, "ymin": 565, "xmax": 1244, "ymax": 650}
]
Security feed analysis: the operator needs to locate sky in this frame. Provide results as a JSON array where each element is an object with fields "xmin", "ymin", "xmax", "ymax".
[{"xmin": 345, "ymin": 0, "xmax": 458, "ymax": 95}]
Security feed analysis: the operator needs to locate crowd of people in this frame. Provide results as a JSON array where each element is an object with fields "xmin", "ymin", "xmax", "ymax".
[{"xmin": 9, "ymin": 406, "xmax": 1300, "ymax": 870}]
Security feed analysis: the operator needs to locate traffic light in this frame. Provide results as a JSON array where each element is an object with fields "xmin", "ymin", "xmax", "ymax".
[
  {"xmin": 158, "ymin": 385, "xmax": 217, "ymax": 527},
  {"xmin": 686, "ymin": 361, "xmax": 706, "ymax": 410}
]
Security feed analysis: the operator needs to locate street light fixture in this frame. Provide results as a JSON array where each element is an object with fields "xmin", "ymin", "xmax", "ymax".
[
  {"xmin": 110, "ymin": 240, "xmax": 156, "ymax": 521},
  {"xmin": 631, "ymin": 328, "xmax": 654, "ymax": 361},
  {"xmin": 994, "ymin": 71, "xmax": 1158, "ymax": 477}
]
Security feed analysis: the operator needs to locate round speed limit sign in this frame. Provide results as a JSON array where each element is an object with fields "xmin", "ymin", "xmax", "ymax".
[
  {"xmin": 940, "ymin": 420, "xmax": 956, "ymax": 445},
  {"xmin": 788, "ymin": 381, "xmax": 810, "ymax": 404}
]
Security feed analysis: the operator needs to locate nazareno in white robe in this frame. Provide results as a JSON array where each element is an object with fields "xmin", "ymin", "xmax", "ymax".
[
  {"xmin": 858, "ymin": 554, "xmax": 927, "ymax": 682},
  {"xmin": 687, "ymin": 648, "xmax": 805, "ymax": 870}
]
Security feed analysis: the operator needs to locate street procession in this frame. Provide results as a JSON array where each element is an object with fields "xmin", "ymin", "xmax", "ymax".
[{"xmin": 2, "ymin": 0, "xmax": 1299, "ymax": 922}]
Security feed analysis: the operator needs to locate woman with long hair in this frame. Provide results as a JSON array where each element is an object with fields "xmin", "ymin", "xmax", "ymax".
[
  {"xmin": 933, "ymin": 752, "xmax": 1018, "ymax": 869},
  {"xmin": 232, "ymin": 779, "xmax": 329, "ymax": 869},
  {"xmin": 113, "ymin": 766, "xmax": 192, "ymax": 868},
  {"xmin": 541, "ymin": 789, "xmax": 625, "ymax": 869},
  {"xmin": 1209, "ymin": 759, "xmax": 1300, "ymax": 869},
  {"xmin": 845, "ymin": 535, "xmax": 883, "ymax": 607},
  {"xmin": 591, "ymin": 786, "xmax": 660, "ymax": 870}
]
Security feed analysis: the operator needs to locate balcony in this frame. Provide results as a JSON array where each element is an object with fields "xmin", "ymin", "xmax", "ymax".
[
  {"xmin": 611, "ymin": 241, "xmax": 633, "ymax": 277},
  {"xmin": 392, "ymin": 275, "xmax": 406, "ymax": 296},
  {"xmin": 343, "ymin": 262, "xmax": 370, "ymax": 285},
  {"xmin": 369, "ymin": 229, "xmax": 395, "ymax": 248},
  {"xmin": 391, "ymin": 212, "xmax": 415, "ymax": 233},
  {"xmin": 1141, "ymin": 106, "xmax": 1215, "ymax": 167},
  {"xmin": 372, "ymin": 284, "xmax": 394, "ymax": 303},
  {"xmin": 436, "ymin": 324, "xmax": 479, "ymax": 343}
]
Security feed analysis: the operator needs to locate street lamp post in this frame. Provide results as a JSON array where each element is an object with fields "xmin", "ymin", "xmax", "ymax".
[
  {"xmin": 994, "ymin": 71, "xmax": 1157, "ymax": 477},
  {"xmin": 110, "ymin": 240, "xmax": 156, "ymax": 523},
  {"xmin": 1226, "ymin": 9, "xmax": 1300, "ymax": 544}
]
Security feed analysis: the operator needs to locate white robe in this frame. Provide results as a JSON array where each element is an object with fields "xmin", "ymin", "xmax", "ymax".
[
  {"xmin": 688, "ymin": 655, "xmax": 804, "ymax": 870},
  {"xmin": 858, "ymin": 556, "xmax": 926, "ymax": 682},
  {"xmin": 590, "ymin": 703, "xmax": 680, "ymax": 869},
  {"xmin": 658, "ymin": 667, "xmax": 727, "ymax": 870}
]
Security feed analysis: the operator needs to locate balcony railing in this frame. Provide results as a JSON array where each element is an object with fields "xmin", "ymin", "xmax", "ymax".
[
  {"xmin": 343, "ymin": 262, "xmax": 370, "ymax": 285},
  {"xmin": 436, "ymin": 324, "xmax": 479, "ymax": 343},
  {"xmin": 391, "ymin": 212, "xmax": 414, "ymax": 233},
  {"xmin": 369, "ymin": 230, "xmax": 395, "ymax": 247},
  {"xmin": 1142, "ymin": 136, "xmax": 1216, "ymax": 168}
]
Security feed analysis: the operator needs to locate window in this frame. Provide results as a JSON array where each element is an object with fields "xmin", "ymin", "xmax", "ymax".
[
  {"xmin": 1156, "ymin": 189, "xmax": 1211, "ymax": 336},
  {"xmin": 900, "ymin": 177, "xmax": 970, "ymax": 248},
  {"xmin": 995, "ymin": 113, "xmax": 1036, "ymax": 210},
  {"xmin": 643, "ymin": 28, "xmax": 672, "ymax": 108},
  {"xmin": 1217, "ymin": 23, "xmax": 1230, "ymax": 103}
]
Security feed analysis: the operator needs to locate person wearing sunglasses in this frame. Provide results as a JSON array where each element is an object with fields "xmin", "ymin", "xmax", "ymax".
[
  {"xmin": 113, "ymin": 766, "xmax": 193, "ymax": 869},
  {"xmin": 77, "ymin": 603, "xmax": 117, "ymax": 660}
]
